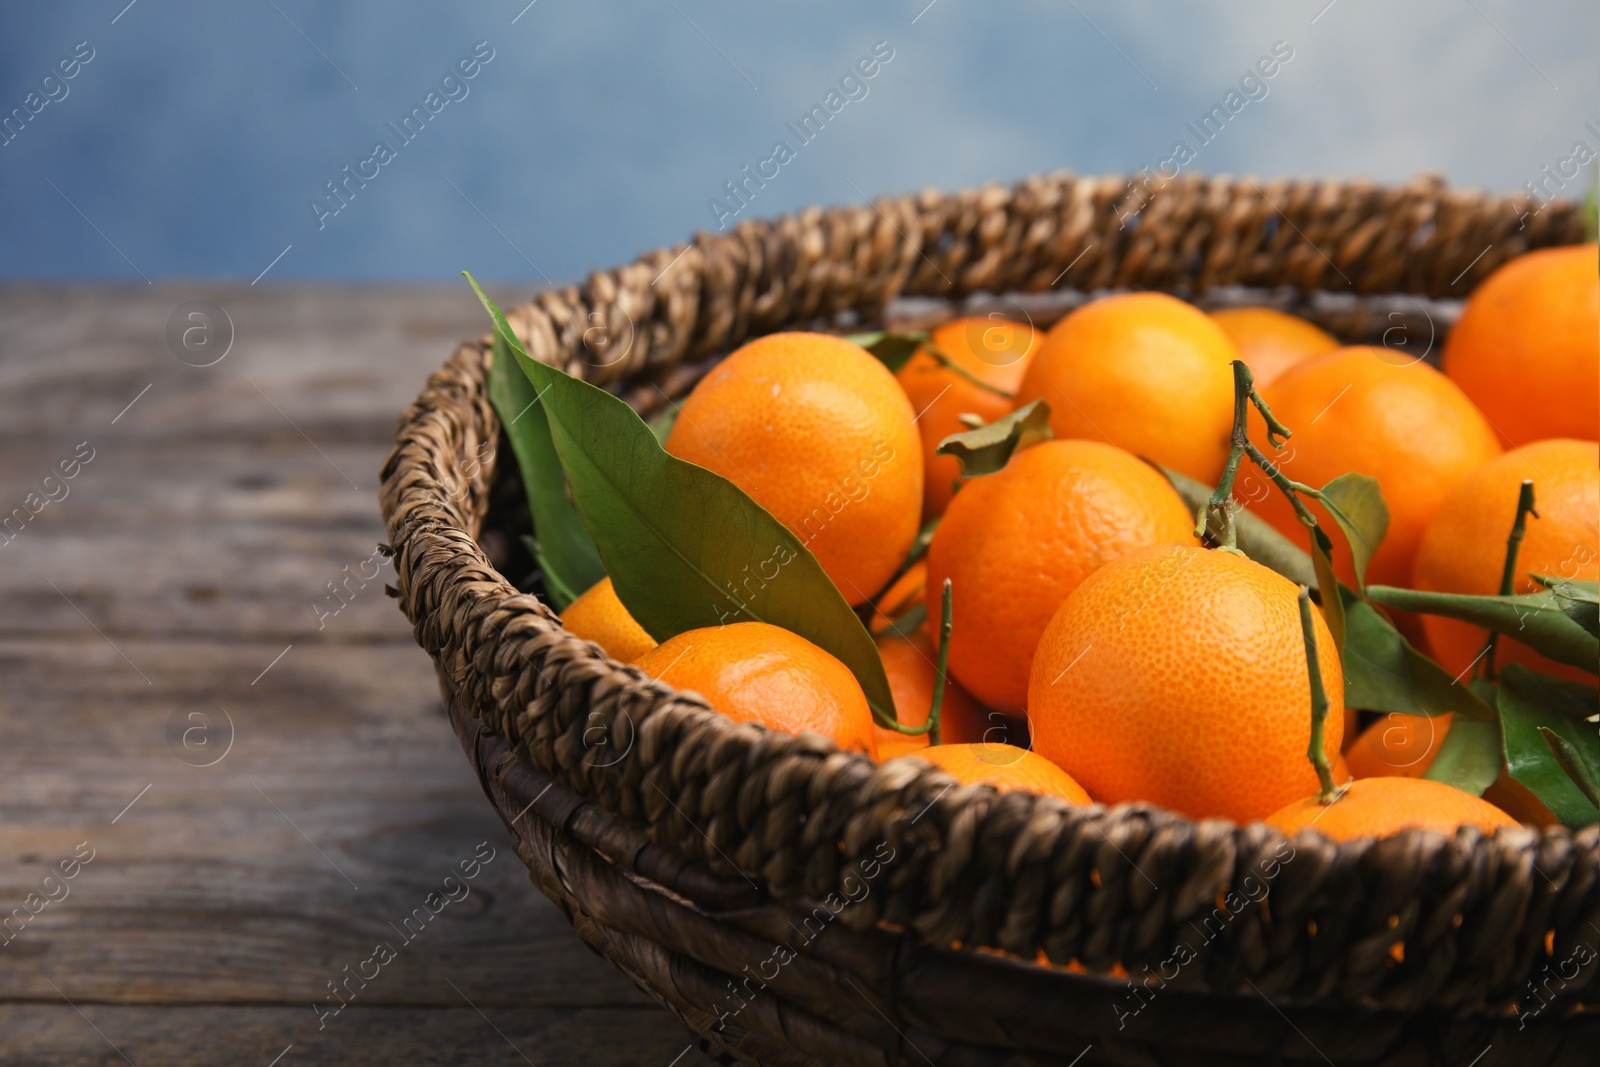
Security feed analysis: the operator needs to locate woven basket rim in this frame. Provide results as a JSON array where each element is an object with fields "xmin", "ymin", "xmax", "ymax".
[{"xmin": 380, "ymin": 170, "xmax": 1597, "ymax": 1028}]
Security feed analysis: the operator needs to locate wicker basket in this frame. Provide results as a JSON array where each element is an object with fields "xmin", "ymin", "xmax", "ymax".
[{"xmin": 379, "ymin": 172, "xmax": 1598, "ymax": 1066}]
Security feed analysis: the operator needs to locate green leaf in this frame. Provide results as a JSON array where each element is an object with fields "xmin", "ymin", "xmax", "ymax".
[
  {"xmin": 1498, "ymin": 664, "xmax": 1600, "ymax": 827},
  {"xmin": 1366, "ymin": 585, "xmax": 1600, "ymax": 676},
  {"xmin": 1421, "ymin": 712, "xmax": 1503, "ymax": 796},
  {"xmin": 844, "ymin": 330, "xmax": 929, "ymax": 374},
  {"xmin": 1160, "ymin": 467, "xmax": 1319, "ymax": 589},
  {"xmin": 1303, "ymin": 473, "xmax": 1389, "ymax": 590},
  {"xmin": 520, "ymin": 534, "xmax": 582, "ymax": 608},
  {"xmin": 487, "ymin": 330, "xmax": 605, "ymax": 610},
  {"xmin": 1533, "ymin": 576, "xmax": 1600, "ymax": 639},
  {"xmin": 1340, "ymin": 586, "xmax": 1496, "ymax": 719},
  {"xmin": 935, "ymin": 399, "xmax": 1053, "ymax": 478},
  {"xmin": 466, "ymin": 273, "xmax": 898, "ymax": 722},
  {"xmin": 1308, "ymin": 526, "xmax": 1345, "ymax": 653},
  {"xmin": 1539, "ymin": 729, "xmax": 1600, "ymax": 809},
  {"xmin": 647, "ymin": 406, "xmax": 677, "ymax": 445},
  {"xmin": 875, "ymin": 601, "xmax": 928, "ymax": 640}
]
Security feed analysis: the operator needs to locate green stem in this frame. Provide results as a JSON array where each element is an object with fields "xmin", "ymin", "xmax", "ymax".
[
  {"xmin": 924, "ymin": 344, "xmax": 1016, "ymax": 399},
  {"xmin": 927, "ymin": 578, "xmax": 953, "ymax": 746},
  {"xmin": 1298, "ymin": 586, "xmax": 1338, "ymax": 804},
  {"xmin": 1195, "ymin": 361, "xmax": 1296, "ymax": 550},
  {"xmin": 870, "ymin": 516, "xmax": 939, "ymax": 611},
  {"xmin": 873, "ymin": 579, "xmax": 953, "ymax": 741},
  {"xmin": 1480, "ymin": 479, "xmax": 1538, "ymax": 682}
]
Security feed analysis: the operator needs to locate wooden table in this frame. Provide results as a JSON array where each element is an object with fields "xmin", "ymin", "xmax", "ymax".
[{"xmin": 0, "ymin": 285, "xmax": 713, "ymax": 1065}]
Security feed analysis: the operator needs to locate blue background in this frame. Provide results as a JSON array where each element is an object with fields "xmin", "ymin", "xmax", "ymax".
[{"xmin": 2, "ymin": 0, "xmax": 1594, "ymax": 284}]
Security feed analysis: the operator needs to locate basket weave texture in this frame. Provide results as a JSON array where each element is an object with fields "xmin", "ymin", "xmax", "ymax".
[{"xmin": 380, "ymin": 172, "xmax": 1597, "ymax": 1066}]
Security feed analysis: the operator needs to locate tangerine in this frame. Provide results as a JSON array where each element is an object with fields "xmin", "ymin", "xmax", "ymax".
[
  {"xmin": 897, "ymin": 316, "xmax": 1037, "ymax": 520},
  {"xmin": 664, "ymin": 332, "xmax": 922, "ymax": 605},
  {"xmin": 1029, "ymin": 543, "xmax": 1344, "ymax": 823},
  {"xmin": 1266, "ymin": 777, "xmax": 1516, "ymax": 840},
  {"xmin": 899, "ymin": 743, "xmax": 1091, "ymax": 803},
  {"xmin": 1442, "ymin": 244, "xmax": 1599, "ymax": 446},
  {"xmin": 925, "ymin": 439, "xmax": 1195, "ymax": 712},
  {"xmin": 632, "ymin": 622, "xmax": 877, "ymax": 758},
  {"xmin": 1014, "ymin": 292, "xmax": 1239, "ymax": 483},
  {"xmin": 873, "ymin": 632, "xmax": 987, "ymax": 759},
  {"xmin": 1344, "ymin": 713, "xmax": 1452, "ymax": 780},
  {"xmin": 1209, "ymin": 307, "xmax": 1339, "ymax": 386},
  {"xmin": 1249, "ymin": 346, "xmax": 1501, "ymax": 589},
  {"xmin": 1411, "ymin": 439, "xmax": 1599, "ymax": 682},
  {"xmin": 560, "ymin": 577, "xmax": 657, "ymax": 662}
]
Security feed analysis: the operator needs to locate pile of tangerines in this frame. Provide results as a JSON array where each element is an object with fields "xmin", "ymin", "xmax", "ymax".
[{"xmin": 559, "ymin": 242, "xmax": 1598, "ymax": 842}]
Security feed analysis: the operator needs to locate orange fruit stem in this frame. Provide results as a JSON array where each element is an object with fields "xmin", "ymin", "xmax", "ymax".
[
  {"xmin": 875, "ymin": 578, "xmax": 954, "ymax": 744},
  {"xmin": 1298, "ymin": 586, "xmax": 1340, "ymax": 805},
  {"xmin": 1481, "ymin": 479, "xmax": 1537, "ymax": 682}
]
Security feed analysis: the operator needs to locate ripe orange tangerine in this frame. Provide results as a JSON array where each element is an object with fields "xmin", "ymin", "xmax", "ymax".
[
  {"xmin": 560, "ymin": 577, "xmax": 657, "ymax": 662},
  {"xmin": 1344, "ymin": 713, "xmax": 1452, "ymax": 780},
  {"xmin": 925, "ymin": 439, "xmax": 1195, "ymax": 712},
  {"xmin": 1442, "ymin": 243, "xmax": 1599, "ymax": 446},
  {"xmin": 1266, "ymin": 777, "xmax": 1517, "ymax": 841},
  {"xmin": 899, "ymin": 743, "xmax": 1091, "ymax": 803},
  {"xmin": 632, "ymin": 622, "xmax": 878, "ymax": 758},
  {"xmin": 897, "ymin": 316, "xmax": 1037, "ymax": 520},
  {"xmin": 1412, "ymin": 439, "xmax": 1599, "ymax": 683},
  {"xmin": 664, "ymin": 331, "xmax": 922, "ymax": 606},
  {"xmin": 1029, "ymin": 543, "xmax": 1344, "ymax": 823},
  {"xmin": 873, "ymin": 632, "xmax": 987, "ymax": 759},
  {"xmin": 1014, "ymin": 292, "xmax": 1239, "ymax": 483},
  {"xmin": 1209, "ymin": 307, "xmax": 1339, "ymax": 386},
  {"xmin": 1249, "ymin": 346, "xmax": 1501, "ymax": 589}
]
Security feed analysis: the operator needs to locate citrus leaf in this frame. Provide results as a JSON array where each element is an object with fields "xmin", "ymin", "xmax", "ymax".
[
  {"xmin": 1533, "ymin": 576, "xmax": 1600, "ymax": 639},
  {"xmin": 1498, "ymin": 664, "xmax": 1600, "ymax": 827},
  {"xmin": 1421, "ymin": 712, "xmax": 1502, "ymax": 797},
  {"xmin": 487, "ymin": 330, "xmax": 604, "ymax": 610},
  {"xmin": 1366, "ymin": 585, "xmax": 1599, "ymax": 675},
  {"xmin": 1308, "ymin": 525, "xmax": 1345, "ymax": 653},
  {"xmin": 845, "ymin": 330, "xmax": 929, "ymax": 374},
  {"xmin": 935, "ymin": 399, "xmax": 1053, "ymax": 478},
  {"xmin": 875, "ymin": 601, "xmax": 928, "ymax": 639},
  {"xmin": 1539, "ymin": 729, "xmax": 1600, "ymax": 810},
  {"xmin": 467, "ymin": 273, "xmax": 898, "ymax": 722},
  {"xmin": 1340, "ymin": 586, "xmax": 1495, "ymax": 720},
  {"xmin": 1160, "ymin": 467, "xmax": 1319, "ymax": 589},
  {"xmin": 1303, "ymin": 473, "xmax": 1389, "ymax": 590},
  {"xmin": 518, "ymin": 534, "xmax": 581, "ymax": 608},
  {"xmin": 647, "ymin": 406, "xmax": 677, "ymax": 445}
]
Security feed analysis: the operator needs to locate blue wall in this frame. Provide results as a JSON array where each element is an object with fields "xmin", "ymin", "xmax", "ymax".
[{"xmin": 1, "ymin": 0, "xmax": 1593, "ymax": 283}]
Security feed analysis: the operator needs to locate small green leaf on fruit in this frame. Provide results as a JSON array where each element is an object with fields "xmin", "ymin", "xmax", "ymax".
[
  {"xmin": 1308, "ymin": 526, "xmax": 1345, "ymax": 653},
  {"xmin": 1340, "ymin": 587, "xmax": 1495, "ymax": 719},
  {"xmin": 488, "ymin": 329, "xmax": 605, "ymax": 610},
  {"xmin": 1539, "ymin": 728, "xmax": 1600, "ymax": 809},
  {"xmin": 1533, "ymin": 576, "xmax": 1600, "ymax": 639},
  {"xmin": 1421, "ymin": 714, "xmax": 1502, "ymax": 797},
  {"xmin": 845, "ymin": 330, "xmax": 929, "ymax": 373},
  {"xmin": 1366, "ymin": 585, "xmax": 1599, "ymax": 676},
  {"xmin": 1498, "ymin": 664, "xmax": 1600, "ymax": 827},
  {"xmin": 1305, "ymin": 473, "xmax": 1389, "ymax": 590},
  {"xmin": 936, "ymin": 399, "xmax": 1053, "ymax": 478},
  {"xmin": 647, "ymin": 406, "xmax": 678, "ymax": 445}
]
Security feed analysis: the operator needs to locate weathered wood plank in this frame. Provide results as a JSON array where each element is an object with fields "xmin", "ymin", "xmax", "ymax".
[
  {"xmin": 0, "ymin": 285, "xmax": 713, "ymax": 1065},
  {"xmin": 0, "ymin": 639, "xmax": 652, "ymax": 1009},
  {"xmin": 0, "ymin": 284, "xmax": 523, "ymax": 443},
  {"xmin": 0, "ymin": 441, "xmax": 412, "ymax": 639},
  {"xmin": 0, "ymin": 1005, "xmax": 711, "ymax": 1066}
]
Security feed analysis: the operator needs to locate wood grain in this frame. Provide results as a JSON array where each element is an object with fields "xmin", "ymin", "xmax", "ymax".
[{"xmin": 0, "ymin": 285, "xmax": 710, "ymax": 1065}]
